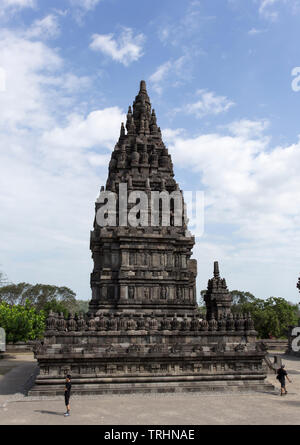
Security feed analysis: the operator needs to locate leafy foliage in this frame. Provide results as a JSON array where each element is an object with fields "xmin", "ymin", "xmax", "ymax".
[
  {"xmin": 200, "ymin": 289, "xmax": 298, "ymax": 339},
  {"xmin": 0, "ymin": 283, "xmax": 77, "ymax": 312},
  {"xmin": 42, "ymin": 299, "xmax": 89, "ymax": 317},
  {"xmin": 238, "ymin": 297, "xmax": 298, "ymax": 339},
  {"xmin": 42, "ymin": 300, "xmax": 69, "ymax": 318},
  {"xmin": 0, "ymin": 300, "xmax": 45, "ymax": 343},
  {"xmin": 229, "ymin": 290, "xmax": 256, "ymax": 307},
  {"xmin": 0, "ymin": 273, "xmax": 89, "ymax": 342},
  {"xmin": 73, "ymin": 299, "xmax": 89, "ymax": 314}
]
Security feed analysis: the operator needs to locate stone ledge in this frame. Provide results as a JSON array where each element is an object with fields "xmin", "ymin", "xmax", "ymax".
[{"xmin": 28, "ymin": 379, "xmax": 275, "ymax": 396}]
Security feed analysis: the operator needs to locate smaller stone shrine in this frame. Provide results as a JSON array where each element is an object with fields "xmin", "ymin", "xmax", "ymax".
[{"xmin": 204, "ymin": 262, "xmax": 233, "ymax": 320}]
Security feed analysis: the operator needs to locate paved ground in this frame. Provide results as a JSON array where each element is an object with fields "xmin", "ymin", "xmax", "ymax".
[
  {"xmin": 0, "ymin": 353, "xmax": 37, "ymax": 397},
  {"xmin": 0, "ymin": 351, "xmax": 299, "ymax": 425}
]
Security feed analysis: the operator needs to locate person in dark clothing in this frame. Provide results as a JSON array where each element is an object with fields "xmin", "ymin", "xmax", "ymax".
[
  {"xmin": 64, "ymin": 375, "xmax": 72, "ymax": 416},
  {"xmin": 277, "ymin": 365, "xmax": 291, "ymax": 396}
]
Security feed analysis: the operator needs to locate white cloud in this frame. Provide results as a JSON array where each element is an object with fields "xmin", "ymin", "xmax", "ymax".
[
  {"xmin": 67, "ymin": 0, "xmax": 102, "ymax": 24},
  {"xmin": 226, "ymin": 119, "xmax": 269, "ymax": 138},
  {"xmin": 1, "ymin": 0, "xmax": 35, "ymax": 6},
  {"xmin": 149, "ymin": 61, "xmax": 172, "ymax": 84},
  {"xmin": 41, "ymin": 107, "xmax": 125, "ymax": 155},
  {"xmin": 181, "ymin": 89, "xmax": 235, "ymax": 118},
  {"xmin": 256, "ymin": 0, "xmax": 300, "ymax": 20},
  {"xmin": 25, "ymin": 14, "xmax": 60, "ymax": 39},
  {"xmin": 248, "ymin": 27, "xmax": 267, "ymax": 35},
  {"xmin": 0, "ymin": 29, "xmax": 124, "ymax": 299},
  {"xmin": 0, "ymin": 30, "xmax": 62, "ymax": 130},
  {"xmin": 90, "ymin": 28, "xmax": 145, "ymax": 66},
  {"xmin": 70, "ymin": 0, "xmax": 101, "ymax": 10},
  {"xmin": 164, "ymin": 120, "xmax": 300, "ymax": 252},
  {"xmin": 230, "ymin": 0, "xmax": 294, "ymax": 22},
  {"xmin": 258, "ymin": 0, "xmax": 281, "ymax": 20},
  {"xmin": 149, "ymin": 57, "xmax": 188, "ymax": 94},
  {"xmin": 0, "ymin": 0, "xmax": 35, "ymax": 16},
  {"xmin": 149, "ymin": 61, "xmax": 172, "ymax": 94},
  {"xmin": 162, "ymin": 119, "xmax": 300, "ymax": 299},
  {"xmin": 162, "ymin": 128, "xmax": 185, "ymax": 141},
  {"xmin": 157, "ymin": 0, "xmax": 213, "ymax": 49}
]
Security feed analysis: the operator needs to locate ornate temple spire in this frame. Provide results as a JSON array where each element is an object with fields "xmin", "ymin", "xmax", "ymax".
[
  {"xmin": 126, "ymin": 106, "xmax": 133, "ymax": 133},
  {"xmin": 136, "ymin": 80, "xmax": 150, "ymax": 104},
  {"xmin": 150, "ymin": 109, "xmax": 158, "ymax": 134},
  {"xmin": 132, "ymin": 80, "xmax": 151, "ymax": 126},
  {"xmin": 204, "ymin": 262, "xmax": 232, "ymax": 320},
  {"xmin": 140, "ymin": 80, "xmax": 147, "ymax": 93},
  {"xmin": 119, "ymin": 122, "xmax": 125, "ymax": 141},
  {"xmin": 214, "ymin": 261, "xmax": 220, "ymax": 278},
  {"xmin": 104, "ymin": 80, "xmax": 179, "ymax": 193}
]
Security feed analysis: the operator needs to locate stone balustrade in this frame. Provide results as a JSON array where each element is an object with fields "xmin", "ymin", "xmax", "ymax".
[{"xmin": 45, "ymin": 311, "xmax": 255, "ymax": 334}]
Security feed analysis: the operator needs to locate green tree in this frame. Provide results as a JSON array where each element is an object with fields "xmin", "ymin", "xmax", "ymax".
[
  {"xmin": 0, "ymin": 300, "xmax": 45, "ymax": 343},
  {"xmin": 200, "ymin": 288, "xmax": 298, "ymax": 338},
  {"xmin": 73, "ymin": 299, "xmax": 89, "ymax": 314},
  {"xmin": 200, "ymin": 289, "xmax": 256, "ymax": 307},
  {"xmin": 197, "ymin": 305, "xmax": 206, "ymax": 318},
  {"xmin": 0, "ymin": 270, "xmax": 8, "ymax": 287},
  {"xmin": 230, "ymin": 290, "xmax": 256, "ymax": 305},
  {"xmin": 237, "ymin": 296, "xmax": 298, "ymax": 339},
  {"xmin": 43, "ymin": 300, "xmax": 69, "ymax": 318},
  {"xmin": 26, "ymin": 284, "xmax": 77, "ymax": 312},
  {"xmin": 0, "ymin": 283, "xmax": 77, "ymax": 312},
  {"xmin": 0, "ymin": 283, "xmax": 31, "ymax": 305}
]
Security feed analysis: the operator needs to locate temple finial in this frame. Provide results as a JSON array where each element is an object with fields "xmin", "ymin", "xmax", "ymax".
[
  {"xmin": 126, "ymin": 107, "xmax": 134, "ymax": 134},
  {"xmin": 133, "ymin": 80, "xmax": 151, "ymax": 123},
  {"xmin": 214, "ymin": 261, "xmax": 220, "ymax": 278},
  {"xmin": 120, "ymin": 122, "xmax": 125, "ymax": 138},
  {"xmin": 140, "ymin": 80, "xmax": 147, "ymax": 93}
]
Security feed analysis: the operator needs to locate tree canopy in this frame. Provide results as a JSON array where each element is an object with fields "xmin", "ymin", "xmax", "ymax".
[
  {"xmin": 0, "ymin": 272, "xmax": 89, "ymax": 342},
  {"xmin": 200, "ymin": 289, "xmax": 298, "ymax": 339},
  {"xmin": 0, "ymin": 283, "xmax": 77, "ymax": 312},
  {"xmin": 238, "ymin": 296, "xmax": 298, "ymax": 338},
  {"xmin": 0, "ymin": 271, "xmax": 8, "ymax": 287},
  {"xmin": 0, "ymin": 300, "xmax": 45, "ymax": 343}
]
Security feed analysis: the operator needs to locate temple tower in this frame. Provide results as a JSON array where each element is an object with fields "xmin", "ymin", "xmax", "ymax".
[{"xmin": 89, "ymin": 81, "xmax": 197, "ymax": 316}]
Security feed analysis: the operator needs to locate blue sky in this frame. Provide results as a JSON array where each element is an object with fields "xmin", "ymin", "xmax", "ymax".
[{"xmin": 0, "ymin": 0, "xmax": 300, "ymax": 303}]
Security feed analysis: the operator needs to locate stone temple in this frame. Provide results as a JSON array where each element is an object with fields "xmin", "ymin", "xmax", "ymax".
[
  {"xmin": 30, "ymin": 81, "xmax": 273, "ymax": 395},
  {"xmin": 89, "ymin": 79, "xmax": 197, "ymax": 318}
]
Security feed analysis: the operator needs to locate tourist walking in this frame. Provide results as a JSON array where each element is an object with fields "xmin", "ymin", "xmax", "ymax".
[
  {"xmin": 277, "ymin": 365, "xmax": 291, "ymax": 396},
  {"xmin": 64, "ymin": 375, "xmax": 72, "ymax": 416}
]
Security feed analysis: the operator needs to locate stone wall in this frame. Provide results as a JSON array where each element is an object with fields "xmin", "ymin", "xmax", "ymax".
[{"xmin": 28, "ymin": 310, "xmax": 274, "ymax": 395}]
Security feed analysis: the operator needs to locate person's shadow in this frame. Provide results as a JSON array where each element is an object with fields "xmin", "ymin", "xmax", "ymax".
[{"xmin": 34, "ymin": 410, "xmax": 64, "ymax": 416}]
